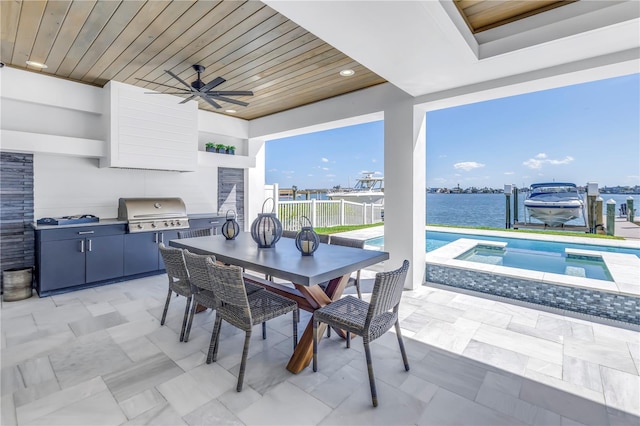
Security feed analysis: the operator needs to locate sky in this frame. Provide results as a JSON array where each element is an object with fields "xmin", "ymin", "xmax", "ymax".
[{"xmin": 265, "ymin": 73, "xmax": 640, "ymax": 190}]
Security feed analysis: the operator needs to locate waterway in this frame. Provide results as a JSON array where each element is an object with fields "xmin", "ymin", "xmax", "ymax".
[{"xmin": 425, "ymin": 193, "xmax": 635, "ymax": 228}]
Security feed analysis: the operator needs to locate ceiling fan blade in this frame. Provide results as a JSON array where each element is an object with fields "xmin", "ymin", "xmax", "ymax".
[
  {"xmin": 165, "ymin": 70, "xmax": 194, "ymax": 90},
  {"xmin": 210, "ymin": 95, "xmax": 249, "ymax": 107},
  {"xmin": 144, "ymin": 92, "xmax": 191, "ymax": 95},
  {"xmin": 199, "ymin": 95, "xmax": 222, "ymax": 109},
  {"xmin": 135, "ymin": 78, "xmax": 183, "ymax": 90},
  {"xmin": 200, "ymin": 76, "xmax": 226, "ymax": 93},
  {"xmin": 208, "ymin": 90, "xmax": 253, "ymax": 96},
  {"xmin": 180, "ymin": 95, "xmax": 196, "ymax": 104}
]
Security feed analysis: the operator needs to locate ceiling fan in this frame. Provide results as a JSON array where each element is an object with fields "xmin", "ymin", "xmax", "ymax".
[{"xmin": 137, "ymin": 64, "xmax": 253, "ymax": 109}]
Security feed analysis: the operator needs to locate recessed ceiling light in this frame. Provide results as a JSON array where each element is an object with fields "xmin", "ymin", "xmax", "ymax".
[
  {"xmin": 225, "ymin": 109, "xmax": 236, "ymax": 113},
  {"xmin": 26, "ymin": 60, "xmax": 48, "ymax": 69},
  {"xmin": 340, "ymin": 69, "xmax": 355, "ymax": 77}
]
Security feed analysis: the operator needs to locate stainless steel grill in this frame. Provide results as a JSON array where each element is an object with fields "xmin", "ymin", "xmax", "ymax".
[{"xmin": 118, "ymin": 198, "xmax": 189, "ymax": 233}]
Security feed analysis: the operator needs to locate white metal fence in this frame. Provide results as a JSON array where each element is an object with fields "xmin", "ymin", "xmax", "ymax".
[{"xmin": 277, "ymin": 199, "xmax": 383, "ymax": 230}]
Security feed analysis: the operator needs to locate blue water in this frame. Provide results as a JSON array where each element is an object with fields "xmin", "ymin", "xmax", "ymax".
[
  {"xmin": 367, "ymin": 231, "xmax": 640, "ymax": 258},
  {"xmin": 457, "ymin": 247, "xmax": 612, "ymax": 281},
  {"xmin": 425, "ymin": 193, "xmax": 635, "ymax": 228}
]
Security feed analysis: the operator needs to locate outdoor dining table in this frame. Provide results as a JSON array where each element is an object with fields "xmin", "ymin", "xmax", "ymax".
[{"xmin": 170, "ymin": 232, "xmax": 389, "ymax": 373}]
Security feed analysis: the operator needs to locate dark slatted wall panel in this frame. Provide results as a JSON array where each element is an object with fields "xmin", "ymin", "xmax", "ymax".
[
  {"xmin": 0, "ymin": 152, "xmax": 34, "ymax": 291},
  {"xmin": 218, "ymin": 168, "xmax": 245, "ymax": 230}
]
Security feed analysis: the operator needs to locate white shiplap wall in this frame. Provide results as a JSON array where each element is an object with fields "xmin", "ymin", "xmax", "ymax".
[{"xmin": 101, "ymin": 81, "xmax": 198, "ymax": 172}]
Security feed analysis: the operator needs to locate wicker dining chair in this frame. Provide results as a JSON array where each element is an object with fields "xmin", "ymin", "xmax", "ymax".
[
  {"xmin": 313, "ymin": 259, "xmax": 410, "ymax": 407},
  {"xmin": 327, "ymin": 235, "xmax": 365, "ymax": 298},
  {"xmin": 205, "ymin": 259, "xmax": 299, "ymax": 392},
  {"xmin": 177, "ymin": 228, "xmax": 212, "ymax": 239},
  {"xmin": 182, "ymin": 250, "xmax": 265, "ymax": 342},
  {"xmin": 158, "ymin": 243, "xmax": 193, "ymax": 342}
]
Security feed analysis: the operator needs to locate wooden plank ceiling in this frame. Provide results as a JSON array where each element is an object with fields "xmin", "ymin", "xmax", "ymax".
[
  {"xmin": 454, "ymin": 0, "xmax": 576, "ymax": 33},
  {"xmin": 1, "ymin": 0, "xmax": 386, "ymax": 120}
]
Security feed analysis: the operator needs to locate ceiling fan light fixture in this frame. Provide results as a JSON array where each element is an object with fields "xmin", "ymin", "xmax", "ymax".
[
  {"xmin": 225, "ymin": 109, "xmax": 237, "ymax": 113},
  {"xmin": 340, "ymin": 69, "xmax": 355, "ymax": 77},
  {"xmin": 26, "ymin": 60, "xmax": 48, "ymax": 69}
]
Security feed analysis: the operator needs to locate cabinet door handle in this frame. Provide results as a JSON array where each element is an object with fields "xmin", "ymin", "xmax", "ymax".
[
  {"xmin": 154, "ymin": 232, "xmax": 158, "ymax": 243},
  {"xmin": 88, "ymin": 239, "xmax": 92, "ymax": 252},
  {"xmin": 79, "ymin": 240, "xmax": 85, "ymax": 253},
  {"xmin": 160, "ymin": 233, "xmax": 164, "ymax": 243},
  {"xmin": 78, "ymin": 231, "xmax": 94, "ymax": 235}
]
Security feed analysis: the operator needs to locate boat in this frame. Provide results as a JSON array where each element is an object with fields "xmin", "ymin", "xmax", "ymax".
[
  {"xmin": 327, "ymin": 172, "xmax": 384, "ymax": 204},
  {"xmin": 524, "ymin": 182, "xmax": 585, "ymax": 227}
]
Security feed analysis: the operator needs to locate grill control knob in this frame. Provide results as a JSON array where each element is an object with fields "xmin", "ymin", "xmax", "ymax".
[
  {"xmin": 137, "ymin": 224, "xmax": 143, "ymax": 229},
  {"xmin": 164, "ymin": 221, "xmax": 169, "ymax": 227},
  {"xmin": 176, "ymin": 220, "xmax": 181, "ymax": 226},
  {"xmin": 151, "ymin": 223, "xmax": 157, "ymax": 228}
]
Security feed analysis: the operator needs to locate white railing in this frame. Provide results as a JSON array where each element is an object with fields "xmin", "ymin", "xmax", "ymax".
[{"xmin": 277, "ymin": 199, "xmax": 383, "ymax": 230}]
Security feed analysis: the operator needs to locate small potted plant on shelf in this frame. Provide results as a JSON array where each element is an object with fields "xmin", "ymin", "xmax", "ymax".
[
  {"xmin": 225, "ymin": 145, "xmax": 236, "ymax": 155},
  {"xmin": 215, "ymin": 143, "xmax": 226, "ymax": 153},
  {"xmin": 205, "ymin": 142, "xmax": 215, "ymax": 153}
]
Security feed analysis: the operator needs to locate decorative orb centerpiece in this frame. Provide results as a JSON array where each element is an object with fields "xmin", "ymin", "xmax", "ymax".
[
  {"xmin": 295, "ymin": 216, "xmax": 320, "ymax": 256},
  {"xmin": 250, "ymin": 198, "xmax": 282, "ymax": 248},
  {"xmin": 221, "ymin": 210, "xmax": 240, "ymax": 240}
]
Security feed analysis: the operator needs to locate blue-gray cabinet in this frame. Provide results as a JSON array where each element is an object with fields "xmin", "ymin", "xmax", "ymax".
[
  {"xmin": 189, "ymin": 217, "xmax": 223, "ymax": 235},
  {"xmin": 35, "ymin": 216, "xmax": 223, "ymax": 296},
  {"xmin": 123, "ymin": 230, "xmax": 179, "ymax": 275},
  {"xmin": 36, "ymin": 225, "xmax": 125, "ymax": 295}
]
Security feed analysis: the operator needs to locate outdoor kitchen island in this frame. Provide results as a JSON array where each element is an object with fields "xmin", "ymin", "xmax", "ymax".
[{"xmin": 33, "ymin": 213, "xmax": 223, "ymax": 297}]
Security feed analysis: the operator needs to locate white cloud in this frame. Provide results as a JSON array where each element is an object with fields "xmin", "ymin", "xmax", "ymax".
[
  {"xmin": 434, "ymin": 177, "xmax": 446, "ymax": 183},
  {"xmin": 504, "ymin": 171, "xmax": 514, "ymax": 175},
  {"xmin": 453, "ymin": 161, "xmax": 485, "ymax": 172},
  {"xmin": 438, "ymin": 154, "xmax": 447, "ymax": 158},
  {"xmin": 268, "ymin": 168, "xmax": 278, "ymax": 172},
  {"xmin": 321, "ymin": 167, "xmax": 329, "ymax": 171},
  {"xmin": 523, "ymin": 153, "xmax": 574, "ymax": 169},
  {"xmin": 372, "ymin": 159, "xmax": 377, "ymax": 163},
  {"xmin": 326, "ymin": 174, "xmax": 336, "ymax": 177},
  {"xmin": 321, "ymin": 157, "xmax": 329, "ymax": 163}
]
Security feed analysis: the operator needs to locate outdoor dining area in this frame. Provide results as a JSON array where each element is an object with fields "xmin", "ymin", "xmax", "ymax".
[{"xmin": 165, "ymin": 220, "xmax": 409, "ymax": 407}]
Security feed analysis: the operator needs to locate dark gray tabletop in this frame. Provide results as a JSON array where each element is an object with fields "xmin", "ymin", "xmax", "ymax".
[{"xmin": 169, "ymin": 232, "xmax": 389, "ymax": 286}]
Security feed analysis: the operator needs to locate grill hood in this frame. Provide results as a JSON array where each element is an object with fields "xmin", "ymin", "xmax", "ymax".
[{"xmin": 118, "ymin": 197, "xmax": 189, "ymax": 233}]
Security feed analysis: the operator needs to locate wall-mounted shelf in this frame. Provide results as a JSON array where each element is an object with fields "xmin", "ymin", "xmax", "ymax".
[{"xmin": 197, "ymin": 151, "xmax": 255, "ymax": 169}]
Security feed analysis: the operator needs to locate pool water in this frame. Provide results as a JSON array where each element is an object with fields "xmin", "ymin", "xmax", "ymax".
[
  {"xmin": 368, "ymin": 231, "xmax": 640, "ymax": 258},
  {"xmin": 457, "ymin": 246, "xmax": 613, "ymax": 281},
  {"xmin": 366, "ymin": 231, "xmax": 639, "ymax": 281}
]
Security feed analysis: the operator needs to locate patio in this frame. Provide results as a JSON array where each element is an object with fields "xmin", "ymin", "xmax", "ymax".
[{"xmin": 2, "ymin": 271, "xmax": 638, "ymax": 425}]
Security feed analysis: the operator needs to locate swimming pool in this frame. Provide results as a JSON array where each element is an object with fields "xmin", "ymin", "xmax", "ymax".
[{"xmin": 367, "ymin": 231, "xmax": 640, "ymax": 257}]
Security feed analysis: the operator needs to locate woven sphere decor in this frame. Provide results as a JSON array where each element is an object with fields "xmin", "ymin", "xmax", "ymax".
[
  {"xmin": 221, "ymin": 210, "xmax": 240, "ymax": 240},
  {"xmin": 250, "ymin": 198, "xmax": 282, "ymax": 248},
  {"xmin": 295, "ymin": 217, "xmax": 320, "ymax": 256}
]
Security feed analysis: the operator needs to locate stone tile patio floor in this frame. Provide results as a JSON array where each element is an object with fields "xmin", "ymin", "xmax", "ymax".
[{"xmin": 1, "ymin": 271, "xmax": 638, "ymax": 425}]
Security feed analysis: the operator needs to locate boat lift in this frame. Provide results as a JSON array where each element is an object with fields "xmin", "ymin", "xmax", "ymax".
[{"xmin": 510, "ymin": 183, "xmax": 591, "ymax": 232}]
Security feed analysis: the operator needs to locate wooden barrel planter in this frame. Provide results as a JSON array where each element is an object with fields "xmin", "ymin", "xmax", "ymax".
[{"xmin": 2, "ymin": 267, "xmax": 33, "ymax": 301}]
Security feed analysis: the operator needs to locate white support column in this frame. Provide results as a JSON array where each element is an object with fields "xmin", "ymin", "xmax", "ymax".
[
  {"xmin": 383, "ymin": 97, "xmax": 426, "ymax": 290},
  {"xmin": 246, "ymin": 138, "xmax": 266, "ymax": 232},
  {"xmin": 339, "ymin": 199, "xmax": 345, "ymax": 225}
]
